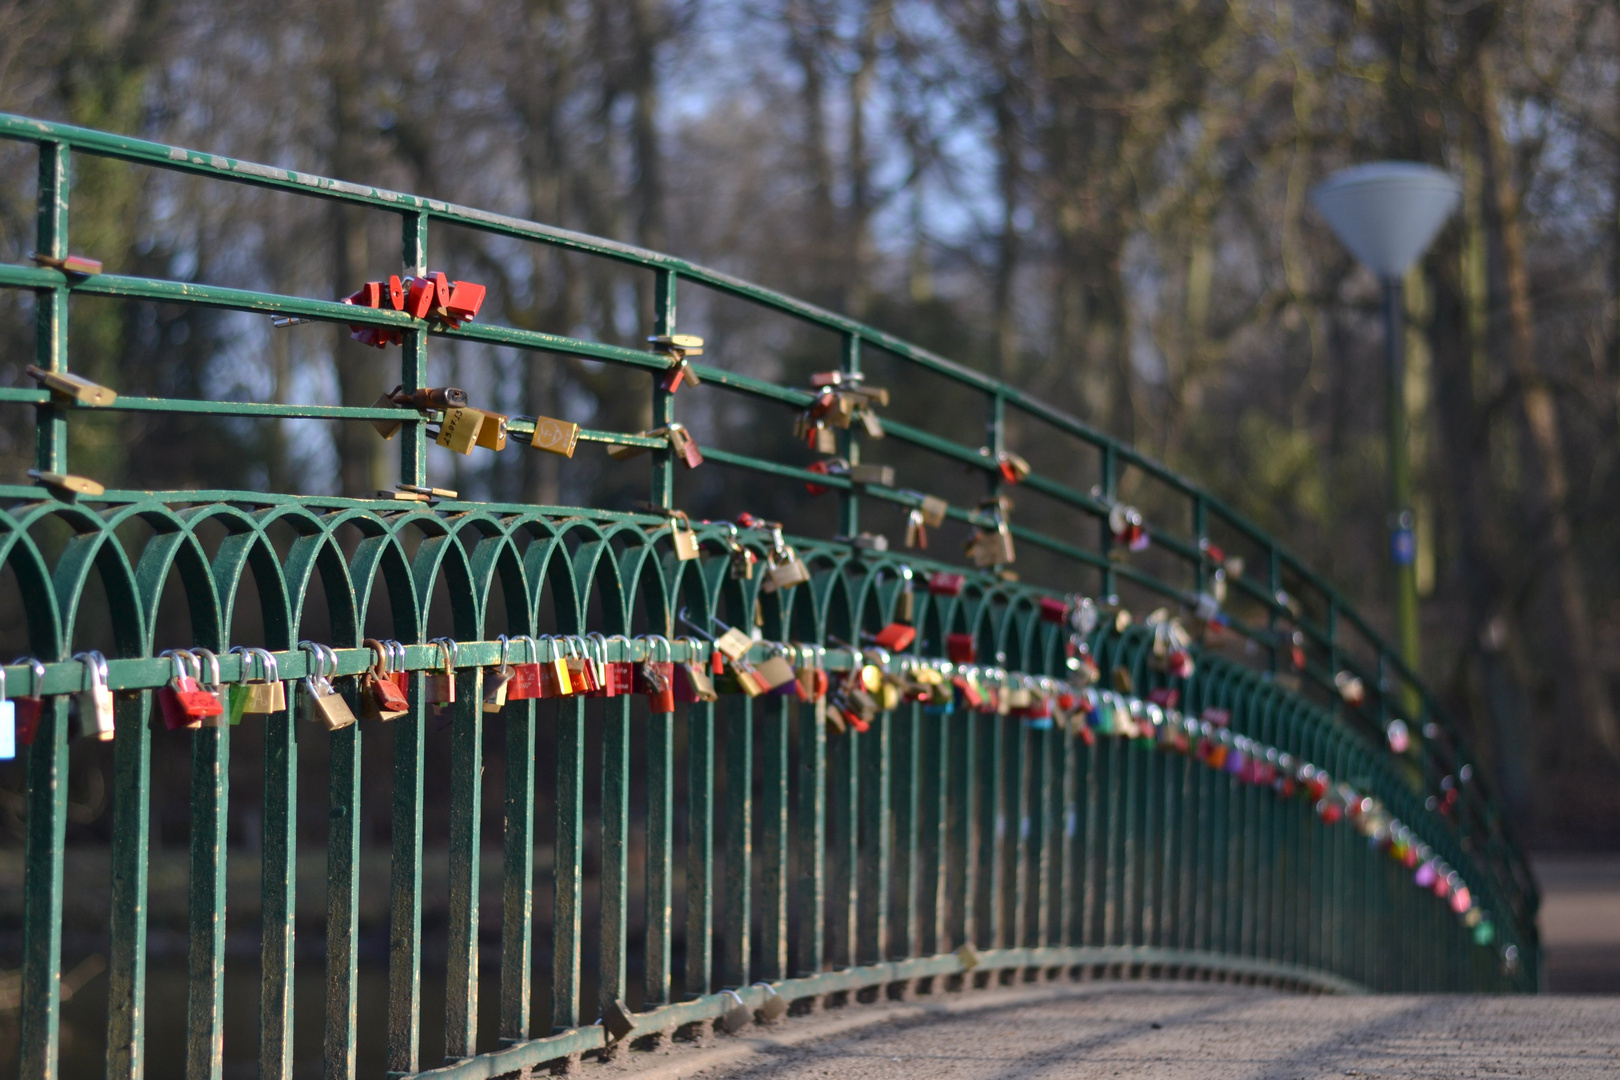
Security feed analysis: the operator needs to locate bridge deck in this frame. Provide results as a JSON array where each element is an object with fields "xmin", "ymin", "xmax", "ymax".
[{"xmin": 601, "ymin": 983, "xmax": 1620, "ymax": 1080}]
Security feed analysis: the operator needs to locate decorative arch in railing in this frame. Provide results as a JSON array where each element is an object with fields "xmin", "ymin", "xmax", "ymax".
[{"xmin": 0, "ymin": 114, "xmax": 1535, "ymax": 1080}]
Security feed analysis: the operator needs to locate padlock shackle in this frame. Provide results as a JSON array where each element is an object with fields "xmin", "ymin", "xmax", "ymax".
[
  {"xmin": 363, "ymin": 638, "xmax": 393, "ymax": 677},
  {"xmin": 640, "ymin": 634, "xmax": 671, "ymax": 663},
  {"xmin": 9, "ymin": 657, "xmax": 45, "ymax": 698},
  {"xmin": 428, "ymin": 636, "xmax": 459, "ymax": 672},
  {"xmin": 192, "ymin": 647, "xmax": 222, "ymax": 688},
  {"xmin": 160, "ymin": 649, "xmax": 198, "ymax": 685},
  {"xmin": 72, "ymin": 649, "xmax": 109, "ymax": 691},
  {"xmin": 675, "ymin": 606, "xmax": 717, "ymax": 643}
]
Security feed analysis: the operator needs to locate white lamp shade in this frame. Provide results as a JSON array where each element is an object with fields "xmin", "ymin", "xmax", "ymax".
[{"xmin": 1310, "ymin": 163, "xmax": 1462, "ymax": 278}]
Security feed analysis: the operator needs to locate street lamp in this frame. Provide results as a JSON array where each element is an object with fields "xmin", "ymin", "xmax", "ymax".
[{"xmin": 1310, "ymin": 162, "xmax": 1461, "ymax": 673}]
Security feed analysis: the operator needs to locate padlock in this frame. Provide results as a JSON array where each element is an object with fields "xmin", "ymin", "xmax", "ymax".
[
  {"xmin": 753, "ymin": 648, "xmax": 799, "ymax": 694},
  {"xmin": 361, "ymin": 639, "xmax": 411, "ymax": 721},
  {"xmin": 996, "ymin": 450, "xmax": 1030, "ymax": 484},
  {"xmin": 928, "ymin": 571, "xmax": 965, "ymax": 596},
  {"xmin": 435, "ymin": 406, "xmax": 486, "ymax": 455},
  {"xmin": 712, "ymin": 623, "xmax": 753, "ymax": 662},
  {"xmin": 566, "ymin": 639, "xmax": 602, "ymax": 695},
  {"xmin": 425, "ymin": 639, "xmax": 458, "ymax": 705},
  {"xmin": 390, "ymin": 386, "xmax": 470, "ymax": 411},
  {"xmin": 918, "ymin": 495, "xmax": 948, "ymax": 528},
  {"xmin": 673, "ymin": 640, "xmax": 719, "ymax": 704},
  {"xmin": 945, "ymin": 634, "xmax": 976, "ymax": 664},
  {"xmin": 482, "ymin": 663, "xmax": 513, "ymax": 713},
  {"xmin": 668, "ymin": 512, "xmax": 701, "ymax": 561},
  {"xmin": 1038, "ymin": 597, "xmax": 1068, "ymax": 624},
  {"xmin": 73, "ymin": 650, "xmax": 115, "ymax": 741},
  {"xmin": 6, "ymin": 659, "xmax": 45, "ymax": 747},
  {"xmin": 872, "ymin": 623, "xmax": 915, "ymax": 652},
  {"xmin": 904, "ymin": 509, "xmax": 927, "ymax": 550},
  {"xmin": 727, "ymin": 657, "xmax": 767, "ymax": 697},
  {"xmin": 769, "ymin": 548, "xmax": 811, "ymax": 589},
  {"xmin": 157, "ymin": 651, "xmax": 217, "ymax": 731},
  {"xmin": 523, "ymin": 415, "xmax": 581, "ymax": 457},
  {"xmin": 720, "ymin": 990, "xmax": 753, "ymax": 1034},
  {"xmin": 403, "ymin": 274, "xmax": 437, "ymax": 319},
  {"xmin": 505, "ymin": 635, "xmax": 544, "ymax": 700},
  {"xmin": 474, "ymin": 410, "xmax": 509, "ymax": 452},
  {"xmin": 666, "ymin": 424, "xmax": 704, "ymax": 468},
  {"xmin": 442, "ymin": 279, "xmax": 486, "ymax": 321},
  {"xmin": 849, "ymin": 463, "xmax": 894, "ymax": 487},
  {"xmin": 635, "ymin": 651, "xmax": 675, "ymax": 714},
  {"xmin": 539, "ymin": 637, "xmax": 574, "ymax": 698},
  {"xmin": 859, "ymin": 406, "xmax": 884, "ymax": 439},
  {"xmin": 229, "ymin": 646, "xmax": 287, "ymax": 721},
  {"xmin": 192, "ymin": 649, "xmax": 230, "ymax": 729},
  {"xmin": 299, "ymin": 641, "xmax": 356, "ymax": 731}
]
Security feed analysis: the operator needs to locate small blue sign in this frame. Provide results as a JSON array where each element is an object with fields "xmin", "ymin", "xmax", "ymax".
[{"xmin": 1391, "ymin": 527, "xmax": 1416, "ymax": 567}]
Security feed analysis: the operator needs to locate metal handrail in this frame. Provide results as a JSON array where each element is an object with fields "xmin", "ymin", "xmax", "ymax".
[{"xmin": 0, "ymin": 114, "xmax": 1537, "ymax": 1079}]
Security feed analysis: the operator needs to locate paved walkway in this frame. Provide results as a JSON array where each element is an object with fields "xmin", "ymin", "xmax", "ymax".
[{"xmin": 602, "ymin": 983, "xmax": 1620, "ymax": 1080}]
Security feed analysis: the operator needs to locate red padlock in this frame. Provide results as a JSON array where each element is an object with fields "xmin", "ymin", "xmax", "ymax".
[
  {"xmin": 8, "ymin": 658, "xmax": 45, "ymax": 746},
  {"xmin": 443, "ymin": 280, "xmax": 485, "ymax": 321},
  {"xmin": 403, "ymin": 275, "xmax": 437, "ymax": 319},
  {"xmin": 1148, "ymin": 687, "xmax": 1179, "ymax": 709},
  {"xmin": 1038, "ymin": 597, "xmax": 1068, "ymax": 624},
  {"xmin": 946, "ymin": 633, "xmax": 976, "ymax": 664},
  {"xmin": 157, "ymin": 652, "xmax": 223, "ymax": 731},
  {"xmin": 387, "ymin": 275, "xmax": 406, "ymax": 310},
  {"xmin": 872, "ymin": 623, "xmax": 915, "ymax": 652},
  {"xmin": 636, "ymin": 657, "xmax": 675, "ymax": 714},
  {"xmin": 952, "ymin": 674, "xmax": 982, "ymax": 708},
  {"xmin": 928, "ymin": 571, "xmax": 965, "ymax": 597},
  {"xmin": 805, "ymin": 459, "xmax": 832, "ymax": 497}
]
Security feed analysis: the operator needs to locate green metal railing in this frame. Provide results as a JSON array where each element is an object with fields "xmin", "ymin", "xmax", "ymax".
[{"xmin": 0, "ymin": 114, "xmax": 1536, "ymax": 1080}]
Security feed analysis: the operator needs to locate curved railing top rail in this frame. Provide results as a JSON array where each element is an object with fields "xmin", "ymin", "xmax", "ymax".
[{"xmin": 0, "ymin": 112, "xmax": 1536, "ymax": 928}]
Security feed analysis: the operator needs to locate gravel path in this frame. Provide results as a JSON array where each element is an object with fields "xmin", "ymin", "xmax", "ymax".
[{"xmin": 605, "ymin": 983, "xmax": 1620, "ymax": 1080}]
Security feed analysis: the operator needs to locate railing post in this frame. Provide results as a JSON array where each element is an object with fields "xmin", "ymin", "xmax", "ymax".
[
  {"xmin": 652, "ymin": 269, "xmax": 677, "ymax": 511},
  {"xmin": 35, "ymin": 139, "xmax": 68, "ymax": 474},
  {"xmin": 1100, "ymin": 444, "xmax": 1117, "ymax": 601},
  {"xmin": 400, "ymin": 211, "xmax": 430, "ymax": 488},
  {"xmin": 838, "ymin": 332, "xmax": 861, "ymax": 538},
  {"xmin": 1267, "ymin": 543, "xmax": 1281, "ymax": 675}
]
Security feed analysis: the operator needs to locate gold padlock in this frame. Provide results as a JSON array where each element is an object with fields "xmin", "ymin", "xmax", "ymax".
[{"xmin": 435, "ymin": 406, "xmax": 485, "ymax": 455}]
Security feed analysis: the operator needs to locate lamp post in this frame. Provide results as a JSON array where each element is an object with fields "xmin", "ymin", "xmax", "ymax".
[{"xmin": 1310, "ymin": 163, "xmax": 1461, "ymax": 674}]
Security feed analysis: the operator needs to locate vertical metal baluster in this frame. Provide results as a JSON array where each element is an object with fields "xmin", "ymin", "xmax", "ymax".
[
  {"xmin": 1035, "ymin": 723, "xmax": 1055, "ymax": 949},
  {"xmin": 554, "ymin": 695, "xmax": 585, "ymax": 1030},
  {"xmin": 187, "ymin": 713, "xmax": 230, "ymax": 1080},
  {"xmin": 20, "ymin": 693, "xmax": 67, "ymax": 1080},
  {"xmin": 445, "ymin": 670, "xmax": 484, "ymax": 1060},
  {"xmin": 1080, "ymin": 729, "xmax": 1102, "ymax": 945},
  {"xmin": 108, "ymin": 693, "xmax": 152, "ymax": 1080},
  {"xmin": 828, "ymin": 716, "xmax": 859, "ymax": 969},
  {"xmin": 759, "ymin": 696, "xmax": 789, "ymax": 981},
  {"xmin": 1121, "ymin": 724, "xmax": 1140, "ymax": 947},
  {"xmin": 1060, "ymin": 723, "xmax": 1080, "ymax": 947},
  {"xmin": 794, "ymin": 690, "xmax": 826, "ymax": 977},
  {"xmin": 952, "ymin": 706, "xmax": 975, "ymax": 951},
  {"xmin": 928, "ymin": 707, "xmax": 950, "ymax": 955},
  {"xmin": 388, "ymin": 678, "xmax": 425, "ymax": 1073},
  {"xmin": 983, "ymin": 713, "xmax": 1004, "ymax": 950},
  {"xmin": 857, "ymin": 700, "xmax": 891, "ymax": 965},
  {"xmin": 724, "ymin": 694, "xmax": 754, "ymax": 988},
  {"xmin": 21, "ymin": 145, "xmax": 70, "ymax": 1080},
  {"xmin": 325, "ymin": 695, "xmax": 362, "ymax": 1079},
  {"xmin": 602, "ymin": 693, "xmax": 630, "ymax": 1014},
  {"xmin": 685, "ymin": 701, "xmax": 715, "ymax": 997},
  {"xmin": 1103, "ymin": 736, "xmax": 1123, "ymax": 946},
  {"xmin": 401, "ymin": 212, "xmax": 430, "ymax": 488},
  {"xmin": 646, "ymin": 700, "xmax": 675, "ymax": 1005},
  {"xmin": 895, "ymin": 701, "xmax": 922, "ymax": 962},
  {"xmin": 1010, "ymin": 714, "xmax": 1030, "ymax": 950},
  {"xmin": 34, "ymin": 139, "xmax": 68, "ymax": 473},
  {"xmin": 839, "ymin": 334, "xmax": 862, "ymax": 538},
  {"xmin": 652, "ymin": 270, "xmax": 677, "ymax": 512},
  {"xmin": 501, "ymin": 694, "xmax": 537, "ymax": 1043}
]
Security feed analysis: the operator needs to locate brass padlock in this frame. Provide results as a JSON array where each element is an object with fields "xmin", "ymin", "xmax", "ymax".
[
  {"xmin": 474, "ymin": 410, "xmax": 509, "ymax": 451},
  {"xmin": 73, "ymin": 650, "xmax": 115, "ymax": 741},
  {"xmin": 669, "ymin": 512, "xmax": 701, "ymax": 561},
  {"xmin": 770, "ymin": 548, "xmax": 810, "ymax": 589},
  {"xmin": 299, "ymin": 641, "xmax": 356, "ymax": 731},
  {"xmin": 849, "ymin": 463, "xmax": 894, "ymax": 487},
  {"xmin": 435, "ymin": 407, "xmax": 486, "ymax": 455},
  {"xmin": 425, "ymin": 638, "xmax": 458, "ymax": 705},
  {"xmin": 28, "ymin": 365, "xmax": 117, "ymax": 407},
  {"xmin": 522, "ymin": 415, "xmax": 581, "ymax": 458}
]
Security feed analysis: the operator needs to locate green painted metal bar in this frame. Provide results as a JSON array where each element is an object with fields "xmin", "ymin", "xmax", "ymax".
[
  {"xmin": 325, "ymin": 706, "xmax": 363, "ymax": 1079},
  {"xmin": 106, "ymin": 694, "xmax": 151, "ymax": 1080},
  {"xmin": 645, "ymin": 704, "xmax": 675, "ymax": 1005},
  {"xmin": 445, "ymin": 671, "xmax": 485, "ymax": 1061},
  {"xmin": 895, "ymin": 701, "xmax": 923, "ymax": 961},
  {"xmin": 19, "ymin": 697, "xmax": 68, "ymax": 1080},
  {"xmin": 723, "ymin": 694, "xmax": 754, "ymax": 988},
  {"xmin": 500, "ymin": 695, "xmax": 538, "ymax": 1043},
  {"xmin": 34, "ymin": 140, "xmax": 67, "ymax": 473},
  {"xmin": 793, "ymin": 693, "xmax": 826, "ymax": 977},
  {"xmin": 186, "ymin": 722, "xmax": 230, "ymax": 1080},
  {"xmin": 554, "ymin": 697, "xmax": 585, "ymax": 1030},
  {"xmin": 685, "ymin": 702, "xmax": 716, "ymax": 997},
  {"xmin": 760, "ymin": 696, "xmax": 790, "ymax": 980},
  {"xmin": 857, "ymin": 700, "xmax": 891, "ymax": 965},
  {"xmin": 601, "ymin": 695, "xmax": 631, "ymax": 1014},
  {"xmin": 828, "ymin": 717, "xmax": 859, "ymax": 970},
  {"xmin": 389, "ymin": 688, "xmax": 427, "ymax": 1075}
]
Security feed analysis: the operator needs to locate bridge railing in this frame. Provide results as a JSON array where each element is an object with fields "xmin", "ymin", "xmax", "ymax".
[{"xmin": 0, "ymin": 114, "xmax": 1536, "ymax": 1080}]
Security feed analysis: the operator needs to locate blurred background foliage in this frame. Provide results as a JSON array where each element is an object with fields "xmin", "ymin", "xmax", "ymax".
[{"xmin": 1, "ymin": 0, "xmax": 1618, "ymax": 850}]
